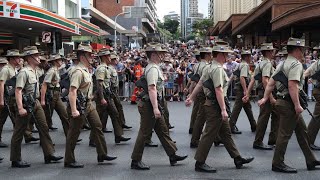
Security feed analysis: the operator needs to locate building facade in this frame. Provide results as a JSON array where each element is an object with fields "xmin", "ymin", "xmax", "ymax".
[
  {"xmin": 213, "ymin": 0, "xmax": 263, "ymax": 24},
  {"xmin": 164, "ymin": 11, "xmax": 180, "ymax": 22},
  {"xmin": 180, "ymin": 0, "xmax": 189, "ymax": 39}
]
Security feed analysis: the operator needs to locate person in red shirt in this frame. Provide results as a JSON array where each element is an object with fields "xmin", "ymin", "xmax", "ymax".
[{"xmin": 130, "ymin": 58, "xmax": 143, "ymax": 104}]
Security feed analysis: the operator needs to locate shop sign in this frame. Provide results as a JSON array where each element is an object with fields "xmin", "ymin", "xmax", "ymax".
[{"xmin": 4, "ymin": 1, "xmax": 20, "ymax": 19}]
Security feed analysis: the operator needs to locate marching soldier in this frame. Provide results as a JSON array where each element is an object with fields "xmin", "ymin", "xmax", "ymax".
[
  {"xmin": 185, "ymin": 45, "xmax": 254, "ymax": 173},
  {"xmin": 229, "ymin": 49, "xmax": 256, "ymax": 134},
  {"xmin": 189, "ymin": 47, "xmax": 211, "ymax": 148},
  {"xmin": 0, "ymin": 56, "xmax": 12, "ymax": 147},
  {"xmin": 259, "ymin": 38, "xmax": 320, "ymax": 173},
  {"xmin": 304, "ymin": 49, "xmax": 320, "ymax": 150},
  {"xmin": 11, "ymin": 46, "xmax": 63, "ymax": 168},
  {"xmin": 131, "ymin": 43, "xmax": 187, "ymax": 170},
  {"xmin": 109, "ymin": 53, "xmax": 132, "ymax": 130},
  {"xmin": 94, "ymin": 48, "xmax": 131, "ymax": 144},
  {"xmin": 64, "ymin": 44, "xmax": 116, "ymax": 168},
  {"xmin": 40, "ymin": 54, "xmax": 70, "ymax": 137},
  {"xmin": 243, "ymin": 44, "xmax": 279, "ymax": 150}
]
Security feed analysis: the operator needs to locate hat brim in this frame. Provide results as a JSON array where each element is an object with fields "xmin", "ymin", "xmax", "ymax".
[
  {"xmin": 213, "ymin": 49, "xmax": 233, "ymax": 53},
  {"xmin": 145, "ymin": 49, "xmax": 167, "ymax": 52},
  {"xmin": 23, "ymin": 52, "xmax": 40, "ymax": 57},
  {"xmin": 5, "ymin": 54, "xmax": 22, "ymax": 57},
  {"xmin": 73, "ymin": 49, "xmax": 93, "ymax": 53},
  {"xmin": 260, "ymin": 48, "xmax": 276, "ymax": 51}
]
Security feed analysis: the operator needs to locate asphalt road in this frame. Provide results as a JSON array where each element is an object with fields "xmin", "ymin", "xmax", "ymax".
[{"xmin": 0, "ymin": 101, "xmax": 320, "ymax": 180}]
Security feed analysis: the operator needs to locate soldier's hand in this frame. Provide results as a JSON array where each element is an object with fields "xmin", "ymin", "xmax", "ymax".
[
  {"xmin": 242, "ymin": 95, "xmax": 249, "ymax": 103},
  {"xmin": 295, "ymin": 105, "xmax": 304, "ymax": 115},
  {"xmin": 270, "ymin": 98, "xmax": 277, "ymax": 105},
  {"xmin": 221, "ymin": 110, "xmax": 228, "ymax": 121},
  {"xmin": 72, "ymin": 110, "xmax": 80, "ymax": 118},
  {"xmin": 185, "ymin": 98, "xmax": 193, "ymax": 107},
  {"xmin": 101, "ymin": 99, "xmax": 108, "ymax": 106},
  {"xmin": 0, "ymin": 100, "xmax": 4, "ymax": 109},
  {"xmin": 258, "ymin": 98, "xmax": 267, "ymax": 107},
  {"xmin": 153, "ymin": 108, "xmax": 161, "ymax": 119},
  {"xmin": 41, "ymin": 100, "xmax": 46, "ymax": 107},
  {"xmin": 183, "ymin": 88, "xmax": 188, "ymax": 94},
  {"xmin": 18, "ymin": 108, "xmax": 28, "ymax": 117}
]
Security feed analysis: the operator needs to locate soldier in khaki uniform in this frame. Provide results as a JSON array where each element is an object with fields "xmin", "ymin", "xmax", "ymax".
[
  {"xmin": 11, "ymin": 46, "xmax": 63, "ymax": 168},
  {"xmin": 94, "ymin": 48, "xmax": 131, "ymax": 144},
  {"xmin": 109, "ymin": 54, "xmax": 132, "ymax": 130},
  {"xmin": 243, "ymin": 44, "xmax": 279, "ymax": 150},
  {"xmin": 40, "ymin": 54, "xmax": 70, "ymax": 137},
  {"xmin": 186, "ymin": 45, "xmax": 254, "ymax": 173},
  {"xmin": 229, "ymin": 50, "xmax": 256, "ymax": 134},
  {"xmin": 189, "ymin": 47, "xmax": 210, "ymax": 148},
  {"xmin": 64, "ymin": 44, "xmax": 116, "ymax": 168},
  {"xmin": 131, "ymin": 43, "xmax": 187, "ymax": 170},
  {"xmin": 259, "ymin": 38, "xmax": 320, "ymax": 173},
  {"xmin": 0, "ymin": 56, "xmax": 13, "ymax": 147},
  {"xmin": 304, "ymin": 54, "xmax": 320, "ymax": 150}
]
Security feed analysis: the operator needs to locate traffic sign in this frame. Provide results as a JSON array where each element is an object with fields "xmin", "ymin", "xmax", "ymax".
[{"xmin": 42, "ymin": 31, "xmax": 51, "ymax": 43}]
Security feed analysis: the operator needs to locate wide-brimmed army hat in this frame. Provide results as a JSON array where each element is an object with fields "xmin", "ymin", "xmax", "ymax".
[
  {"xmin": 276, "ymin": 47, "xmax": 288, "ymax": 56},
  {"xmin": 313, "ymin": 45, "xmax": 320, "ymax": 50},
  {"xmin": 5, "ymin": 49, "xmax": 22, "ymax": 57},
  {"xmin": 193, "ymin": 49, "xmax": 200, "ymax": 56},
  {"xmin": 199, "ymin": 47, "xmax": 212, "ymax": 53},
  {"xmin": 69, "ymin": 52, "xmax": 78, "ymax": 60},
  {"xmin": 215, "ymin": 39, "xmax": 229, "ymax": 46},
  {"xmin": 110, "ymin": 53, "xmax": 118, "ymax": 60},
  {"xmin": 98, "ymin": 48, "xmax": 111, "ymax": 57},
  {"xmin": 39, "ymin": 56, "xmax": 47, "ymax": 61},
  {"xmin": 260, "ymin": 43, "xmax": 276, "ymax": 51},
  {"xmin": 287, "ymin": 37, "xmax": 306, "ymax": 47},
  {"xmin": 145, "ymin": 42, "xmax": 167, "ymax": 52},
  {"xmin": 212, "ymin": 45, "xmax": 233, "ymax": 53},
  {"xmin": 241, "ymin": 49, "xmax": 252, "ymax": 55},
  {"xmin": 0, "ymin": 57, "xmax": 8, "ymax": 64},
  {"xmin": 74, "ymin": 43, "xmax": 93, "ymax": 53},
  {"xmin": 48, "ymin": 54, "xmax": 62, "ymax": 61},
  {"xmin": 23, "ymin": 46, "xmax": 40, "ymax": 56}
]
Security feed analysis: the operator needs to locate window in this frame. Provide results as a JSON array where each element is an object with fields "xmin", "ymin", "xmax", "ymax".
[
  {"xmin": 65, "ymin": 0, "xmax": 78, "ymax": 18},
  {"xmin": 42, "ymin": 0, "xmax": 58, "ymax": 14}
]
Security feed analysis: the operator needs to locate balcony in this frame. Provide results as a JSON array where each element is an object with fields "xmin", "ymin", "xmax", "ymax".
[{"xmin": 145, "ymin": 0, "xmax": 157, "ymax": 12}]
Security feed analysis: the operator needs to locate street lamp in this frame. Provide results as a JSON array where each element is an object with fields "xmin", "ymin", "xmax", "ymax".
[{"xmin": 114, "ymin": 11, "xmax": 129, "ymax": 50}]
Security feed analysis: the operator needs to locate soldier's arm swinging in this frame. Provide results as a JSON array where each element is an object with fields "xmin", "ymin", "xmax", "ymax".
[
  {"xmin": 215, "ymin": 86, "xmax": 228, "ymax": 121},
  {"xmin": 148, "ymin": 85, "xmax": 160, "ymax": 118},
  {"xmin": 69, "ymin": 86, "xmax": 79, "ymax": 117},
  {"xmin": 259, "ymin": 78, "xmax": 276, "ymax": 106},
  {"xmin": 240, "ymin": 76, "xmax": 248, "ymax": 95},
  {"xmin": 188, "ymin": 80, "xmax": 204, "ymax": 101},
  {"xmin": 97, "ymin": 80, "xmax": 107, "ymax": 105},
  {"xmin": 40, "ymin": 82, "xmax": 47, "ymax": 106},
  {"xmin": 0, "ymin": 80, "xmax": 4, "ymax": 107},
  {"xmin": 288, "ymin": 80, "xmax": 303, "ymax": 114},
  {"xmin": 262, "ymin": 76, "xmax": 276, "ymax": 103},
  {"xmin": 15, "ymin": 87, "xmax": 27, "ymax": 116}
]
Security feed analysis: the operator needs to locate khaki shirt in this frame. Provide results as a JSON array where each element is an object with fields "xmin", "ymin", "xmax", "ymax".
[
  {"xmin": 36, "ymin": 67, "xmax": 45, "ymax": 77},
  {"xmin": 44, "ymin": 67, "xmax": 60, "ymax": 88},
  {"xmin": 253, "ymin": 58, "xmax": 274, "ymax": 89},
  {"xmin": 307, "ymin": 60, "xmax": 320, "ymax": 84},
  {"xmin": 69, "ymin": 62, "xmax": 93, "ymax": 100},
  {"xmin": 145, "ymin": 62, "xmax": 165, "ymax": 94},
  {"xmin": 272, "ymin": 55, "xmax": 304, "ymax": 96},
  {"xmin": 108, "ymin": 65, "xmax": 118, "ymax": 89},
  {"xmin": 95, "ymin": 63, "xmax": 111, "ymax": 89},
  {"xmin": 0, "ymin": 64, "xmax": 16, "ymax": 82},
  {"xmin": 16, "ymin": 65, "xmax": 40, "ymax": 98},
  {"xmin": 193, "ymin": 60, "xmax": 208, "ymax": 77},
  {"xmin": 201, "ymin": 60, "xmax": 229, "ymax": 97}
]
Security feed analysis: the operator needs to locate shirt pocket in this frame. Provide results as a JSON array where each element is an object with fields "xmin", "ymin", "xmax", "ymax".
[
  {"xmin": 83, "ymin": 73, "xmax": 92, "ymax": 83},
  {"xmin": 27, "ymin": 74, "xmax": 38, "ymax": 85}
]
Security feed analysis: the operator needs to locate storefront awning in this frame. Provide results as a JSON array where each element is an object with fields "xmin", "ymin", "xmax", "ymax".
[
  {"xmin": 219, "ymin": 14, "xmax": 247, "ymax": 35},
  {"xmin": 210, "ymin": 21, "xmax": 225, "ymax": 36},
  {"xmin": 271, "ymin": 2, "xmax": 320, "ymax": 31},
  {"xmin": 70, "ymin": 18, "xmax": 100, "ymax": 36},
  {"xmin": 0, "ymin": 1, "xmax": 80, "ymax": 36}
]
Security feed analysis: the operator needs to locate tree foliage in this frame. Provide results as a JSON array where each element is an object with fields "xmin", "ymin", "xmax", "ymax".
[
  {"xmin": 163, "ymin": 19, "xmax": 180, "ymax": 34},
  {"xmin": 192, "ymin": 19, "xmax": 214, "ymax": 39}
]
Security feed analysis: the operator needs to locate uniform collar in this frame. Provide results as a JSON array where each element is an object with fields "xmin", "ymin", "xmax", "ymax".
[{"xmin": 78, "ymin": 62, "xmax": 89, "ymax": 71}]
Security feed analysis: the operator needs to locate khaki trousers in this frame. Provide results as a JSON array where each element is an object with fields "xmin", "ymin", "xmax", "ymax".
[
  {"xmin": 131, "ymin": 101, "xmax": 177, "ymax": 161},
  {"xmin": 0, "ymin": 99, "xmax": 16, "ymax": 140},
  {"xmin": 44, "ymin": 91, "xmax": 70, "ymax": 136},
  {"xmin": 195, "ymin": 101, "xmax": 240, "ymax": 163},
  {"xmin": 307, "ymin": 88, "xmax": 320, "ymax": 145},
  {"xmin": 112, "ymin": 94, "xmax": 126, "ymax": 126},
  {"xmin": 229, "ymin": 90, "xmax": 256, "ymax": 128},
  {"xmin": 272, "ymin": 99, "xmax": 316, "ymax": 166},
  {"xmin": 189, "ymin": 94, "xmax": 201, "ymax": 130},
  {"xmin": 96, "ymin": 97, "xmax": 123, "ymax": 137},
  {"xmin": 253, "ymin": 94, "xmax": 279, "ymax": 145},
  {"xmin": 190, "ymin": 92, "xmax": 206, "ymax": 144},
  {"xmin": 10, "ymin": 100, "xmax": 55, "ymax": 161},
  {"xmin": 65, "ymin": 102, "xmax": 108, "ymax": 163}
]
